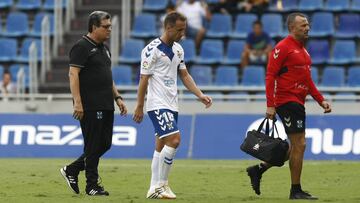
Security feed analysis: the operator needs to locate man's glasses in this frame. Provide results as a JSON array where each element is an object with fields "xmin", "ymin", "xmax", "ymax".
[{"xmin": 100, "ymin": 24, "xmax": 111, "ymax": 30}]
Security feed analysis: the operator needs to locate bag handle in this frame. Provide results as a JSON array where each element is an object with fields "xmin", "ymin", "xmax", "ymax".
[
  {"xmin": 257, "ymin": 117, "xmax": 280, "ymax": 138},
  {"xmin": 257, "ymin": 118, "xmax": 270, "ymax": 135}
]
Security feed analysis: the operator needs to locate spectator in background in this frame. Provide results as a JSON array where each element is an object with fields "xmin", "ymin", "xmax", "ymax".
[
  {"xmin": 239, "ymin": 0, "xmax": 269, "ymax": 14},
  {"xmin": 0, "ymin": 70, "xmax": 16, "ymax": 94},
  {"xmin": 210, "ymin": 0, "xmax": 239, "ymax": 16},
  {"xmin": 160, "ymin": 3, "xmax": 177, "ymax": 33},
  {"xmin": 177, "ymin": 0, "xmax": 212, "ymax": 51},
  {"xmin": 241, "ymin": 20, "xmax": 272, "ymax": 68}
]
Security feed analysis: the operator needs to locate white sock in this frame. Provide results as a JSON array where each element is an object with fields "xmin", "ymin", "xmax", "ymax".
[
  {"xmin": 150, "ymin": 150, "xmax": 160, "ymax": 189},
  {"xmin": 159, "ymin": 145, "xmax": 177, "ymax": 186}
]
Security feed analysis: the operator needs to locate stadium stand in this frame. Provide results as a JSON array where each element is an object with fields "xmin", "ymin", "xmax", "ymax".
[
  {"xmin": 179, "ymin": 39, "xmax": 196, "ymax": 63},
  {"xmin": 0, "ymin": 38, "xmax": 17, "ymax": 62},
  {"xmin": 15, "ymin": 0, "xmax": 42, "ymax": 10},
  {"xmin": 3, "ymin": 11, "xmax": 29, "ymax": 37},
  {"xmin": 130, "ymin": 13, "xmax": 158, "ymax": 38},
  {"xmin": 309, "ymin": 12, "xmax": 335, "ymax": 37},
  {"xmin": 112, "ymin": 65, "xmax": 133, "ymax": 85},
  {"xmin": 190, "ymin": 65, "xmax": 213, "ymax": 86},
  {"xmin": 321, "ymin": 66, "xmax": 345, "ymax": 87},
  {"xmin": 214, "ymin": 66, "xmax": 238, "ymax": 86},
  {"xmin": 206, "ymin": 13, "xmax": 232, "ymax": 38},
  {"xmin": 119, "ymin": 39, "xmax": 144, "ymax": 64},
  {"xmin": 307, "ymin": 39, "xmax": 330, "ymax": 65},
  {"xmin": 241, "ymin": 66, "xmax": 265, "ymax": 86},
  {"xmin": 196, "ymin": 39, "xmax": 224, "ymax": 64},
  {"xmin": 230, "ymin": 14, "xmax": 257, "ymax": 39}
]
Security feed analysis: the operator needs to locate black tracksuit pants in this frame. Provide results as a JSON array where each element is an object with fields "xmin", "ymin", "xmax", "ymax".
[{"xmin": 67, "ymin": 110, "xmax": 114, "ymax": 187}]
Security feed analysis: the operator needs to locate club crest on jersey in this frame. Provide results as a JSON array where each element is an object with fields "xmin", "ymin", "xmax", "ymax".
[
  {"xmin": 273, "ymin": 48, "xmax": 280, "ymax": 59},
  {"xmin": 177, "ymin": 50, "xmax": 182, "ymax": 59}
]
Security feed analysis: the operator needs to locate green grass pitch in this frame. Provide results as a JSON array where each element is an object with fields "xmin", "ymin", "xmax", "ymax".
[{"xmin": 1, "ymin": 159, "xmax": 359, "ymax": 203}]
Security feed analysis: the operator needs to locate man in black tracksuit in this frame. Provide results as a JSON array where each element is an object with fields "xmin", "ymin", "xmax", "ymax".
[{"xmin": 60, "ymin": 11, "xmax": 127, "ymax": 196}]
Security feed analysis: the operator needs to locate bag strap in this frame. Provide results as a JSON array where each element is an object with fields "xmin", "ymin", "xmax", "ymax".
[
  {"xmin": 257, "ymin": 118, "xmax": 271, "ymax": 136},
  {"xmin": 257, "ymin": 118, "xmax": 267, "ymax": 132},
  {"xmin": 270, "ymin": 118, "xmax": 280, "ymax": 138}
]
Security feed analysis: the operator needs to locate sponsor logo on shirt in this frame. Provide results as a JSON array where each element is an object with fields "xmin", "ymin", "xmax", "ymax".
[{"xmin": 163, "ymin": 76, "xmax": 175, "ymax": 87}]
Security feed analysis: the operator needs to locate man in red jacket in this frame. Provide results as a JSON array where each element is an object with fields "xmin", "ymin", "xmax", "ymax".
[{"xmin": 246, "ymin": 13, "xmax": 332, "ymax": 200}]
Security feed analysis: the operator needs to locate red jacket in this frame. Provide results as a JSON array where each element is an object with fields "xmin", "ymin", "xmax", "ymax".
[{"xmin": 266, "ymin": 35, "xmax": 324, "ymax": 107}]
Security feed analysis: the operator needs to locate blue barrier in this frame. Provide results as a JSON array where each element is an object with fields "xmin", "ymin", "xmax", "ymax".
[{"xmin": 0, "ymin": 114, "xmax": 359, "ymax": 160}]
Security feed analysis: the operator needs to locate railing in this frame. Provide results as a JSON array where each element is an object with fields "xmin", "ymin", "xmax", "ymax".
[
  {"xmin": 65, "ymin": 0, "xmax": 75, "ymax": 32},
  {"xmin": 52, "ymin": 0, "xmax": 63, "ymax": 56},
  {"xmin": 41, "ymin": 15, "xmax": 51, "ymax": 83},
  {"xmin": 110, "ymin": 15, "xmax": 119, "ymax": 68},
  {"xmin": 121, "ymin": 0, "xmax": 131, "ymax": 46},
  {"xmin": 29, "ymin": 42, "xmax": 39, "ymax": 95}
]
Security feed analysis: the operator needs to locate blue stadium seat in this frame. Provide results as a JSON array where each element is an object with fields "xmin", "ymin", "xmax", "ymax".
[
  {"xmin": 0, "ymin": 65, "xmax": 4, "ymax": 74},
  {"xmin": 196, "ymin": 39, "xmax": 223, "ymax": 64},
  {"xmin": 16, "ymin": 38, "xmax": 42, "ymax": 62},
  {"xmin": 324, "ymin": 0, "xmax": 350, "ymax": 11},
  {"xmin": 15, "ymin": 0, "xmax": 42, "ymax": 10},
  {"xmin": 309, "ymin": 12, "xmax": 334, "ymax": 37},
  {"xmin": 222, "ymin": 40, "xmax": 245, "ymax": 65},
  {"xmin": 143, "ymin": 0, "xmax": 168, "ymax": 11},
  {"xmin": 299, "ymin": 0, "xmax": 323, "ymax": 11},
  {"xmin": 328, "ymin": 40, "xmax": 357, "ymax": 64},
  {"xmin": 214, "ymin": 66, "xmax": 238, "ymax": 86},
  {"xmin": 307, "ymin": 40, "xmax": 329, "ymax": 64},
  {"xmin": 112, "ymin": 65, "xmax": 133, "ymax": 85},
  {"xmin": 190, "ymin": 65, "xmax": 212, "ymax": 85},
  {"xmin": 261, "ymin": 14, "xmax": 283, "ymax": 37},
  {"xmin": 131, "ymin": 13, "xmax": 158, "ymax": 38},
  {"xmin": 241, "ymin": 66, "xmax": 265, "ymax": 86},
  {"xmin": 30, "ymin": 12, "xmax": 54, "ymax": 37},
  {"xmin": 43, "ymin": 0, "xmax": 66, "ymax": 10},
  {"xmin": 3, "ymin": 12, "xmax": 29, "ymax": 37},
  {"xmin": 335, "ymin": 13, "xmax": 360, "ymax": 38},
  {"xmin": 206, "ymin": 14, "xmax": 232, "ymax": 38},
  {"xmin": 320, "ymin": 67, "xmax": 345, "ymax": 87},
  {"xmin": 230, "ymin": 14, "xmax": 257, "ymax": 39},
  {"xmin": 0, "ymin": 0, "xmax": 13, "ymax": 9},
  {"xmin": 9, "ymin": 64, "xmax": 29, "ymax": 85},
  {"xmin": 347, "ymin": 66, "xmax": 360, "ymax": 87},
  {"xmin": 0, "ymin": 38, "xmax": 17, "ymax": 62},
  {"xmin": 179, "ymin": 39, "xmax": 196, "ymax": 63},
  {"xmin": 311, "ymin": 66, "xmax": 319, "ymax": 84},
  {"xmin": 119, "ymin": 39, "xmax": 144, "ymax": 63},
  {"xmin": 351, "ymin": 0, "xmax": 360, "ymax": 11}
]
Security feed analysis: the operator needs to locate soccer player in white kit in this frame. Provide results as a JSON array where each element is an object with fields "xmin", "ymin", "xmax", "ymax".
[{"xmin": 133, "ymin": 12, "xmax": 212, "ymax": 199}]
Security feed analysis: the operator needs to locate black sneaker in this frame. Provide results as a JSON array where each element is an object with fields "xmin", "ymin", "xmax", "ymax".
[
  {"xmin": 60, "ymin": 166, "xmax": 79, "ymax": 194},
  {"xmin": 86, "ymin": 185, "xmax": 109, "ymax": 196},
  {"xmin": 246, "ymin": 165, "xmax": 262, "ymax": 195},
  {"xmin": 289, "ymin": 190, "xmax": 318, "ymax": 200}
]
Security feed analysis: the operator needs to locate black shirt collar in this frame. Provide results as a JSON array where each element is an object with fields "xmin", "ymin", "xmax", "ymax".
[{"xmin": 83, "ymin": 35, "xmax": 103, "ymax": 47}]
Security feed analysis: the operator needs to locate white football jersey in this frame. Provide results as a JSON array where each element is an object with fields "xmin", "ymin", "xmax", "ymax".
[{"xmin": 140, "ymin": 38, "xmax": 186, "ymax": 112}]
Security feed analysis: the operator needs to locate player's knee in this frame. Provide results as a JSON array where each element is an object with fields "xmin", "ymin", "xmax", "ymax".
[{"xmin": 292, "ymin": 141, "xmax": 306, "ymax": 152}]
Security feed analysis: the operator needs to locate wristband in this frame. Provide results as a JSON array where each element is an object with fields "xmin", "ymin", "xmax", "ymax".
[{"xmin": 114, "ymin": 96, "xmax": 123, "ymax": 101}]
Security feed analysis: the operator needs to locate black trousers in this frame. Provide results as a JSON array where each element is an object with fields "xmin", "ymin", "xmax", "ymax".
[{"xmin": 67, "ymin": 110, "xmax": 114, "ymax": 187}]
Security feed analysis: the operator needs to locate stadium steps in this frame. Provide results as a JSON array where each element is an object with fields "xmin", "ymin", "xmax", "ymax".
[{"xmin": 44, "ymin": 0, "xmax": 123, "ymax": 93}]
